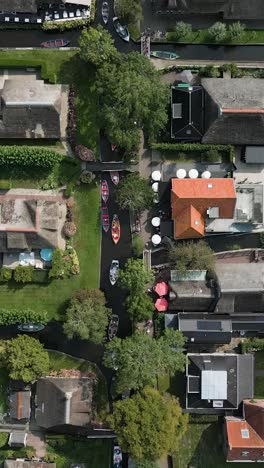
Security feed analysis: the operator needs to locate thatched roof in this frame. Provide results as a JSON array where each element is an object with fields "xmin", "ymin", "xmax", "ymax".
[{"xmin": 0, "ymin": 0, "xmax": 38, "ymax": 13}]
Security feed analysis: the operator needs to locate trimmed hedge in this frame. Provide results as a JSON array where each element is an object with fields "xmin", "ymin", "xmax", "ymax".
[
  {"xmin": 0, "ymin": 308, "xmax": 48, "ymax": 325},
  {"xmin": 151, "ymin": 142, "xmax": 235, "ymax": 162},
  {"xmin": 42, "ymin": 19, "xmax": 89, "ymax": 31},
  {"xmin": 32, "ymin": 270, "xmax": 50, "ymax": 283},
  {"xmin": 14, "ymin": 266, "xmax": 33, "ymax": 283},
  {"xmin": 241, "ymin": 338, "xmax": 264, "ymax": 353},
  {"xmin": 0, "ymin": 268, "xmax": 12, "ymax": 282},
  {"xmin": 0, "ymin": 146, "xmax": 62, "ymax": 169}
]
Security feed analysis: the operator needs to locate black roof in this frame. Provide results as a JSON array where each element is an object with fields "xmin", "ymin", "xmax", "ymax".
[
  {"xmin": 171, "ymin": 313, "xmax": 232, "ymax": 344},
  {"xmin": 171, "ymin": 85, "xmax": 204, "ymax": 141}
]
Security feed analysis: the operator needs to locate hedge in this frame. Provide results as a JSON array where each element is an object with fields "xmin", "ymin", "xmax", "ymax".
[
  {"xmin": 0, "ymin": 146, "xmax": 62, "ymax": 169},
  {"xmin": 0, "ymin": 268, "xmax": 12, "ymax": 282},
  {"xmin": 42, "ymin": 18, "xmax": 89, "ymax": 31},
  {"xmin": 241, "ymin": 338, "xmax": 264, "ymax": 353},
  {"xmin": 0, "ymin": 308, "xmax": 48, "ymax": 325},
  {"xmin": 151, "ymin": 143, "xmax": 235, "ymax": 162},
  {"xmin": 32, "ymin": 270, "xmax": 50, "ymax": 283}
]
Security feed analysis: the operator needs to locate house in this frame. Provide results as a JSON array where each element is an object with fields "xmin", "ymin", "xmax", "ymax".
[
  {"xmin": 0, "ymin": 79, "xmax": 68, "ymax": 140},
  {"xmin": 171, "ymin": 178, "xmax": 236, "ymax": 239},
  {"xmin": 0, "ymin": 1, "xmax": 38, "ymax": 13},
  {"xmin": 225, "ymin": 400, "xmax": 264, "ymax": 462},
  {"xmin": 35, "ymin": 374, "xmax": 96, "ymax": 429},
  {"xmin": 4, "ymin": 462, "xmax": 56, "ymax": 468},
  {"xmin": 202, "ymin": 78, "xmax": 264, "ymax": 146},
  {"xmin": 0, "ymin": 189, "xmax": 66, "ymax": 266},
  {"xmin": 171, "ymin": 84, "xmax": 204, "ymax": 141},
  {"xmin": 186, "ymin": 353, "xmax": 254, "ymax": 413},
  {"xmin": 9, "ymin": 388, "xmax": 31, "ymax": 421},
  {"xmin": 177, "ymin": 313, "xmax": 232, "ymax": 344}
]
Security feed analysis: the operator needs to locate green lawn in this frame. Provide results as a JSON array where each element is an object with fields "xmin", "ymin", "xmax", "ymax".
[
  {"xmin": 167, "ymin": 29, "xmax": 264, "ymax": 44},
  {"xmin": 0, "ymin": 185, "xmax": 101, "ymax": 320},
  {"xmin": 46, "ymin": 437, "xmax": 111, "ymax": 468}
]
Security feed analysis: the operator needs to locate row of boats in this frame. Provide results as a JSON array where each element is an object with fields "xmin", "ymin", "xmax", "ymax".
[{"xmin": 102, "ymin": 1, "xmax": 130, "ymax": 43}]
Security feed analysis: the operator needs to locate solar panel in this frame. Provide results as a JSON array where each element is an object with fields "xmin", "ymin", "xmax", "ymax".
[{"xmin": 197, "ymin": 320, "xmax": 222, "ymax": 331}]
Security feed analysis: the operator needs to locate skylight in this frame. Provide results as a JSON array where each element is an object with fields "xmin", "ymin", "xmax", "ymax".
[{"xmin": 241, "ymin": 429, "xmax": 249, "ymax": 438}]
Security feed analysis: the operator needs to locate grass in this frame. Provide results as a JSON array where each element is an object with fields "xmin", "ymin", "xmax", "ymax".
[
  {"xmin": 166, "ymin": 29, "xmax": 264, "ymax": 44},
  {"xmin": 255, "ymin": 351, "xmax": 264, "ymax": 370},
  {"xmin": 0, "ymin": 184, "xmax": 101, "ymax": 320},
  {"xmin": 46, "ymin": 437, "xmax": 111, "ymax": 468}
]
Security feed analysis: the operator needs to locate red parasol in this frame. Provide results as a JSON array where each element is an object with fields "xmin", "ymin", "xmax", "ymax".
[
  {"xmin": 155, "ymin": 298, "xmax": 168, "ymax": 312},
  {"xmin": 154, "ymin": 282, "xmax": 169, "ymax": 297}
]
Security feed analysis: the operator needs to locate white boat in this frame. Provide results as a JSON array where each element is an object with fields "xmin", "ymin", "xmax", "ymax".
[
  {"xmin": 113, "ymin": 17, "xmax": 130, "ymax": 43},
  {"xmin": 109, "ymin": 260, "xmax": 119, "ymax": 285},
  {"xmin": 108, "ymin": 314, "xmax": 119, "ymax": 340},
  {"xmin": 101, "ymin": 1, "xmax": 109, "ymax": 24}
]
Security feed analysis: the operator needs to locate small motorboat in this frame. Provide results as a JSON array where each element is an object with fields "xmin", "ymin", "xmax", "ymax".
[
  {"xmin": 113, "ymin": 17, "xmax": 130, "ymax": 43},
  {"xmin": 112, "ymin": 214, "xmax": 120, "ymax": 244},
  {"xmin": 150, "ymin": 50, "xmax": 179, "ymax": 60},
  {"xmin": 108, "ymin": 315, "xmax": 119, "ymax": 340},
  {"xmin": 41, "ymin": 38, "xmax": 70, "ymax": 48},
  {"xmin": 109, "ymin": 260, "xmax": 119, "ymax": 285},
  {"xmin": 102, "ymin": 205, "xmax": 110, "ymax": 232},
  {"xmin": 111, "ymin": 143, "xmax": 117, "ymax": 151},
  {"xmin": 110, "ymin": 171, "xmax": 119, "ymax": 186},
  {"xmin": 17, "ymin": 322, "xmax": 45, "ymax": 333},
  {"xmin": 101, "ymin": 180, "xmax": 109, "ymax": 203},
  {"xmin": 101, "ymin": 1, "xmax": 109, "ymax": 24}
]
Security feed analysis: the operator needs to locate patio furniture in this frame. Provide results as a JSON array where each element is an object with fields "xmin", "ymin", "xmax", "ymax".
[
  {"xmin": 152, "ymin": 170, "xmax": 161, "ymax": 182},
  {"xmin": 19, "ymin": 252, "xmax": 35, "ymax": 267},
  {"xmin": 35, "ymin": 260, "xmax": 44, "ymax": 269},
  {"xmin": 151, "ymin": 217, "xmax": 161, "ymax": 227},
  {"xmin": 152, "ymin": 182, "xmax": 158, "ymax": 193},
  {"xmin": 152, "ymin": 234, "xmax": 161, "ymax": 246},
  {"xmin": 189, "ymin": 168, "xmax": 199, "ymax": 179},
  {"xmin": 177, "ymin": 168, "xmax": 186, "ymax": 179}
]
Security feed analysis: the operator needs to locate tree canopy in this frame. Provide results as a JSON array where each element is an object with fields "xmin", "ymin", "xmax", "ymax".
[
  {"xmin": 174, "ymin": 21, "xmax": 192, "ymax": 40},
  {"xmin": 109, "ymin": 386, "xmax": 188, "ymax": 460},
  {"xmin": 116, "ymin": 173, "xmax": 154, "ymax": 212},
  {"xmin": 96, "ymin": 53, "xmax": 169, "ymax": 152},
  {"xmin": 208, "ymin": 22, "xmax": 227, "ymax": 42},
  {"xmin": 103, "ymin": 330, "xmax": 186, "ymax": 393},
  {"xmin": 119, "ymin": 258, "xmax": 154, "ymax": 295},
  {"xmin": 125, "ymin": 293, "xmax": 154, "ymax": 322},
  {"xmin": 168, "ymin": 240, "xmax": 215, "ymax": 274},
  {"xmin": 63, "ymin": 288, "xmax": 110, "ymax": 343},
  {"xmin": 79, "ymin": 26, "xmax": 117, "ymax": 67},
  {"xmin": 4, "ymin": 335, "xmax": 49, "ymax": 382},
  {"xmin": 115, "ymin": 0, "xmax": 142, "ymax": 25}
]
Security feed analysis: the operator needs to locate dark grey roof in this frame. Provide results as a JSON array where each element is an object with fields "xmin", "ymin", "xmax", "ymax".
[
  {"xmin": 36, "ymin": 377, "xmax": 95, "ymax": 429},
  {"xmin": 169, "ymin": 280, "xmax": 215, "ymax": 312},
  {"xmin": 202, "ymin": 78, "xmax": 264, "ymax": 145},
  {"xmin": 8, "ymin": 431, "xmax": 26, "ymax": 447},
  {"xmin": 224, "ymin": 0, "xmax": 264, "ymax": 19},
  {"xmin": 0, "ymin": 0, "xmax": 38, "ymax": 13},
  {"xmin": 9, "ymin": 390, "xmax": 31, "ymax": 420},
  {"xmin": 245, "ymin": 146, "xmax": 264, "ymax": 164},
  {"xmin": 178, "ymin": 313, "xmax": 232, "ymax": 344},
  {"xmin": 171, "ymin": 85, "xmax": 204, "ymax": 141},
  {"xmin": 237, "ymin": 355, "xmax": 254, "ymax": 403}
]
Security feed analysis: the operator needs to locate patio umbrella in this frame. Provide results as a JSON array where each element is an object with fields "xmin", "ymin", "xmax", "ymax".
[
  {"xmin": 152, "ymin": 170, "xmax": 161, "ymax": 182},
  {"xmin": 201, "ymin": 171, "xmax": 211, "ymax": 179},
  {"xmin": 177, "ymin": 168, "xmax": 186, "ymax": 179},
  {"xmin": 151, "ymin": 217, "xmax": 161, "ymax": 227},
  {"xmin": 152, "ymin": 234, "xmax": 161, "ymax": 245},
  {"xmin": 40, "ymin": 248, "xmax": 53, "ymax": 262},
  {"xmin": 189, "ymin": 168, "xmax": 199, "ymax": 179},
  {"xmin": 152, "ymin": 182, "xmax": 159, "ymax": 193},
  {"xmin": 155, "ymin": 297, "xmax": 168, "ymax": 312},
  {"xmin": 154, "ymin": 282, "xmax": 169, "ymax": 297}
]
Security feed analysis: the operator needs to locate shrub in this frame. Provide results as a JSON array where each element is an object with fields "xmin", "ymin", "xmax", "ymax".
[
  {"xmin": 14, "ymin": 266, "xmax": 33, "ymax": 283},
  {"xmin": 0, "ymin": 308, "xmax": 48, "ymax": 325},
  {"xmin": 66, "ymin": 197, "xmax": 75, "ymax": 209},
  {"xmin": 201, "ymin": 148, "xmax": 221, "ymax": 163},
  {"xmin": 228, "ymin": 22, "xmax": 245, "ymax": 41},
  {"xmin": 173, "ymin": 21, "xmax": 192, "ymax": 40},
  {"xmin": 201, "ymin": 65, "xmax": 220, "ymax": 78},
  {"xmin": 0, "ymin": 268, "xmax": 12, "ymax": 282},
  {"xmin": 49, "ymin": 247, "xmax": 80, "ymax": 279},
  {"xmin": 208, "ymin": 22, "xmax": 227, "ymax": 42},
  {"xmin": 64, "ymin": 181, "xmax": 75, "ymax": 197},
  {"xmin": 66, "ymin": 208, "xmax": 74, "ymax": 222},
  {"xmin": 75, "ymin": 145, "xmax": 95, "ymax": 161},
  {"xmin": 42, "ymin": 18, "xmax": 89, "ymax": 31},
  {"xmin": 63, "ymin": 221, "xmax": 77, "ymax": 238},
  {"xmin": 0, "ymin": 146, "xmax": 61, "ymax": 169},
  {"xmin": 152, "ymin": 143, "xmax": 234, "ymax": 162},
  {"xmin": 241, "ymin": 338, "xmax": 264, "ymax": 353},
  {"xmin": 79, "ymin": 170, "xmax": 95, "ymax": 184},
  {"xmin": 132, "ymin": 235, "xmax": 144, "ymax": 257}
]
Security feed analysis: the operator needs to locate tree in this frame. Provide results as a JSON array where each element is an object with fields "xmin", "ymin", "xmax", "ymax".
[
  {"xmin": 119, "ymin": 258, "xmax": 154, "ymax": 295},
  {"xmin": 63, "ymin": 288, "xmax": 110, "ymax": 343},
  {"xmin": 132, "ymin": 235, "xmax": 144, "ymax": 257},
  {"xmin": 96, "ymin": 53, "xmax": 169, "ymax": 152},
  {"xmin": 116, "ymin": 173, "xmax": 154, "ymax": 211},
  {"xmin": 168, "ymin": 240, "xmax": 215, "ymax": 274},
  {"xmin": 125, "ymin": 293, "xmax": 154, "ymax": 322},
  {"xmin": 79, "ymin": 26, "xmax": 118, "ymax": 67},
  {"xmin": 103, "ymin": 330, "xmax": 186, "ymax": 393},
  {"xmin": 229, "ymin": 22, "xmax": 245, "ymax": 41},
  {"xmin": 174, "ymin": 21, "xmax": 192, "ymax": 40},
  {"xmin": 4, "ymin": 335, "xmax": 49, "ymax": 382},
  {"xmin": 201, "ymin": 65, "xmax": 220, "ymax": 78},
  {"xmin": 109, "ymin": 387, "xmax": 188, "ymax": 460},
  {"xmin": 115, "ymin": 0, "xmax": 142, "ymax": 25},
  {"xmin": 208, "ymin": 22, "xmax": 227, "ymax": 42}
]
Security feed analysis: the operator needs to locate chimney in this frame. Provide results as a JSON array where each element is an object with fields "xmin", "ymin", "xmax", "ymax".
[{"xmin": 65, "ymin": 391, "xmax": 72, "ymax": 424}]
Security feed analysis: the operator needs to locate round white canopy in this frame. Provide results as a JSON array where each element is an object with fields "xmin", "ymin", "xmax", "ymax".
[
  {"xmin": 152, "ymin": 182, "xmax": 159, "ymax": 193},
  {"xmin": 152, "ymin": 170, "xmax": 161, "ymax": 182},
  {"xmin": 189, "ymin": 168, "xmax": 199, "ymax": 179},
  {"xmin": 151, "ymin": 217, "xmax": 161, "ymax": 227},
  {"xmin": 176, "ymin": 168, "xmax": 186, "ymax": 179},
  {"xmin": 152, "ymin": 234, "xmax": 161, "ymax": 245},
  {"xmin": 201, "ymin": 171, "xmax": 211, "ymax": 179}
]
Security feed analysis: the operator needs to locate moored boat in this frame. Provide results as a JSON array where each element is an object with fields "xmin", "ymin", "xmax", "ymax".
[
  {"xmin": 101, "ymin": 1, "xmax": 109, "ymax": 24},
  {"xmin": 110, "ymin": 171, "xmax": 119, "ymax": 185},
  {"xmin": 113, "ymin": 17, "xmax": 130, "ymax": 43},
  {"xmin": 41, "ymin": 38, "xmax": 70, "ymax": 48},
  {"xmin": 101, "ymin": 205, "xmax": 110, "ymax": 232},
  {"xmin": 111, "ymin": 143, "xmax": 117, "ymax": 151},
  {"xmin": 101, "ymin": 179, "xmax": 109, "ymax": 203},
  {"xmin": 108, "ymin": 314, "xmax": 119, "ymax": 340},
  {"xmin": 109, "ymin": 260, "xmax": 119, "ymax": 285},
  {"xmin": 111, "ymin": 214, "xmax": 120, "ymax": 244},
  {"xmin": 150, "ymin": 50, "xmax": 179, "ymax": 60}
]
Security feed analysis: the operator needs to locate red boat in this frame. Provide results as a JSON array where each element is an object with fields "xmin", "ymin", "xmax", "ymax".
[
  {"xmin": 102, "ymin": 206, "xmax": 110, "ymax": 232},
  {"xmin": 41, "ymin": 38, "xmax": 70, "ymax": 48},
  {"xmin": 110, "ymin": 171, "xmax": 119, "ymax": 186},
  {"xmin": 111, "ymin": 144, "xmax": 117, "ymax": 151},
  {"xmin": 101, "ymin": 180, "xmax": 109, "ymax": 203},
  {"xmin": 111, "ymin": 214, "xmax": 120, "ymax": 244}
]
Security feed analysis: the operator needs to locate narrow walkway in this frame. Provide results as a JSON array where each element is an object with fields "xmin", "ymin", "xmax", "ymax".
[
  {"xmin": 151, "ymin": 58, "xmax": 264, "ymax": 70},
  {"xmin": 27, "ymin": 431, "xmax": 46, "ymax": 458}
]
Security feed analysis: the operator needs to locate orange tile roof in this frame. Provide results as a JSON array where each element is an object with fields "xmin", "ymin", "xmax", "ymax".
[
  {"xmin": 175, "ymin": 205, "xmax": 204, "ymax": 238},
  {"xmin": 171, "ymin": 178, "xmax": 236, "ymax": 239},
  {"xmin": 226, "ymin": 418, "xmax": 264, "ymax": 449}
]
